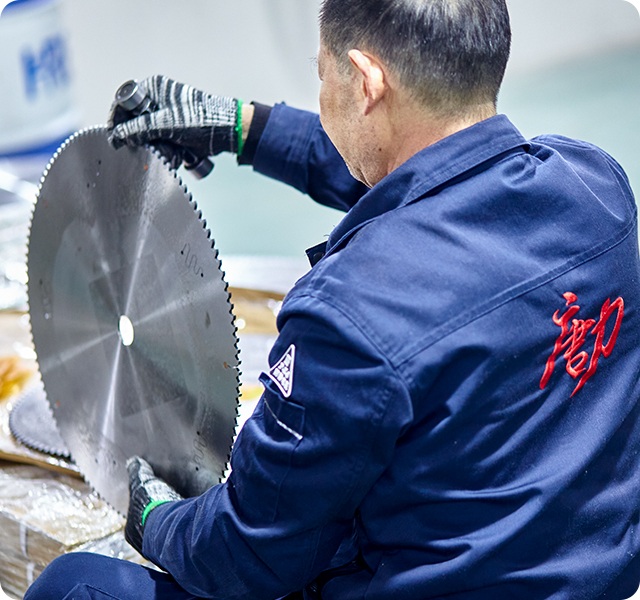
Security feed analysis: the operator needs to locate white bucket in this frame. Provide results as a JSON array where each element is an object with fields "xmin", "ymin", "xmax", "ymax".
[{"xmin": 0, "ymin": 0, "xmax": 79, "ymax": 180}]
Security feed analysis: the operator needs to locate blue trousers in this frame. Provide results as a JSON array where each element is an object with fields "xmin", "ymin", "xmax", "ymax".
[
  {"xmin": 23, "ymin": 553, "xmax": 202, "ymax": 600},
  {"xmin": 23, "ymin": 550, "xmax": 640, "ymax": 599},
  {"xmin": 24, "ymin": 552, "xmax": 306, "ymax": 600}
]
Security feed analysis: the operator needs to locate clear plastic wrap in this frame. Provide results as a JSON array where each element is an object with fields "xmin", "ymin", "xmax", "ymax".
[{"xmin": 0, "ymin": 463, "xmax": 139, "ymax": 598}]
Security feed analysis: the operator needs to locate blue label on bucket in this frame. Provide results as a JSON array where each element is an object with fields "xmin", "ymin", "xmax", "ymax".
[
  {"xmin": 3, "ymin": 0, "xmax": 57, "ymax": 13},
  {"xmin": 0, "ymin": 0, "xmax": 78, "ymax": 173},
  {"xmin": 21, "ymin": 33, "xmax": 69, "ymax": 100}
]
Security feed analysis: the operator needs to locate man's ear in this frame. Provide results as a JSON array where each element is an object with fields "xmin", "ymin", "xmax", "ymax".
[{"xmin": 348, "ymin": 49, "xmax": 387, "ymax": 115}]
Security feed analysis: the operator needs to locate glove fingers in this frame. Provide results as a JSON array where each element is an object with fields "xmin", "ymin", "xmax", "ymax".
[
  {"xmin": 113, "ymin": 107, "xmax": 182, "ymax": 144},
  {"xmin": 127, "ymin": 456, "xmax": 150, "ymax": 484},
  {"xmin": 126, "ymin": 455, "xmax": 140, "ymax": 474},
  {"xmin": 109, "ymin": 110, "xmax": 171, "ymax": 148},
  {"xmin": 108, "ymin": 102, "xmax": 134, "ymax": 131},
  {"xmin": 108, "ymin": 125, "xmax": 183, "ymax": 170},
  {"xmin": 153, "ymin": 141, "xmax": 184, "ymax": 170},
  {"xmin": 108, "ymin": 74, "xmax": 237, "ymax": 161},
  {"xmin": 144, "ymin": 75, "xmax": 184, "ymax": 112}
]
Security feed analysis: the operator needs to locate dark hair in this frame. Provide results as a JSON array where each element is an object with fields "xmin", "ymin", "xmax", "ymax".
[{"xmin": 319, "ymin": 0, "xmax": 511, "ymax": 115}]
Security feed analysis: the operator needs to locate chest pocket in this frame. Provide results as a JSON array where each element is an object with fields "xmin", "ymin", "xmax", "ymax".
[{"xmin": 231, "ymin": 376, "xmax": 305, "ymax": 523}]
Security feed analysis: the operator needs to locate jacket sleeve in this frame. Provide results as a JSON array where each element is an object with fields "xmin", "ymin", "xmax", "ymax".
[
  {"xmin": 251, "ymin": 103, "xmax": 369, "ymax": 213},
  {"xmin": 141, "ymin": 292, "xmax": 412, "ymax": 599}
]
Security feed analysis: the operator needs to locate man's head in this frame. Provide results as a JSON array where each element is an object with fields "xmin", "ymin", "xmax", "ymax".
[
  {"xmin": 316, "ymin": 0, "xmax": 512, "ymax": 187},
  {"xmin": 319, "ymin": 0, "xmax": 511, "ymax": 117}
]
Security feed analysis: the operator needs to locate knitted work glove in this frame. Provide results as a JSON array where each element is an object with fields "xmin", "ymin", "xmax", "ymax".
[
  {"xmin": 125, "ymin": 456, "xmax": 183, "ymax": 556},
  {"xmin": 108, "ymin": 75, "xmax": 240, "ymax": 162}
]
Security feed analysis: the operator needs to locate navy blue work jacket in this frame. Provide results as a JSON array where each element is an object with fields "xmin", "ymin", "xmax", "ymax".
[{"xmin": 143, "ymin": 105, "xmax": 640, "ymax": 600}]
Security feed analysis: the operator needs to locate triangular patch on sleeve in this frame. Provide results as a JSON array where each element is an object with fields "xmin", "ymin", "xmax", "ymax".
[{"xmin": 267, "ymin": 344, "xmax": 296, "ymax": 398}]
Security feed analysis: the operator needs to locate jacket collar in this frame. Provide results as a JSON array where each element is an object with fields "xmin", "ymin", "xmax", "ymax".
[{"xmin": 324, "ymin": 114, "xmax": 529, "ymax": 255}]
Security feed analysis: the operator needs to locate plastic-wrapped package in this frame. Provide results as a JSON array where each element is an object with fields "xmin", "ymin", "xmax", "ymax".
[{"xmin": 0, "ymin": 463, "xmax": 141, "ymax": 598}]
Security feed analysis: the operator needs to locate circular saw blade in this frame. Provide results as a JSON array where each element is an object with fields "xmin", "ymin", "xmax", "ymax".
[
  {"xmin": 27, "ymin": 128, "xmax": 240, "ymax": 515},
  {"xmin": 9, "ymin": 379, "xmax": 70, "ymax": 458}
]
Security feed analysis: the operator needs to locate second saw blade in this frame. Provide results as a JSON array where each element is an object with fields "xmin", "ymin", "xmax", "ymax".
[
  {"xmin": 27, "ymin": 128, "xmax": 240, "ymax": 514},
  {"xmin": 9, "ymin": 379, "xmax": 70, "ymax": 458}
]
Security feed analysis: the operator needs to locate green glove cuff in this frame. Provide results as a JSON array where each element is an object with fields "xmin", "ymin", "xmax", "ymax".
[
  {"xmin": 236, "ymin": 98, "xmax": 244, "ymax": 157},
  {"xmin": 141, "ymin": 499, "xmax": 172, "ymax": 526}
]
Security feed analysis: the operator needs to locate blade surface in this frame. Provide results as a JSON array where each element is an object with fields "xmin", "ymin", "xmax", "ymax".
[{"xmin": 27, "ymin": 128, "xmax": 239, "ymax": 514}]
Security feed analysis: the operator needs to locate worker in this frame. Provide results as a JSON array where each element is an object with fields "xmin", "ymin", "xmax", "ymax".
[{"xmin": 24, "ymin": 0, "xmax": 640, "ymax": 598}]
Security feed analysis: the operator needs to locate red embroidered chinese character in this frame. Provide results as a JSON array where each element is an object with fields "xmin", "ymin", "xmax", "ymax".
[{"xmin": 539, "ymin": 292, "xmax": 624, "ymax": 396}]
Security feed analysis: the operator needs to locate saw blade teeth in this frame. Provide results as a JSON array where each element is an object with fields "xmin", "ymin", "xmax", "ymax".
[
  {"xmin": 26, "ymin": 126, "xmax": 105, "ymax": 375},
  {"xmin": 9, "ymin": 381, "xmax": 71, "ymax": 459},
  {"xmin": 166, "ymin": 147, "xmax": 243, "ymax": 490},
  {"xmin": 28, "ymin": 126, "xmax": 244, "ymax": 513},
  {"xmin": 149, "ymin": 145, "xmax": 173, "ymax": 172},
  {"xmin": 78, "ymin": 468, "xmax": 128, "ymax": 518}
]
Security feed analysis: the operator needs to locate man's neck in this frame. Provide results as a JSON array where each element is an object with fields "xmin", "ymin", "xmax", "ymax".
[{"xmin": 384, "ymin": 102, "xmax": 497, "ymax": 178}]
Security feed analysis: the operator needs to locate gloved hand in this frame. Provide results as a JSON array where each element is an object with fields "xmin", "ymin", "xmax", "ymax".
[
  {"xmin": 125, "ymin": 456, "xmax": 183, "ymax": 555},
  {"xmin": 107, "ymin": 75, "xmax": 240, "ymax": 164}
]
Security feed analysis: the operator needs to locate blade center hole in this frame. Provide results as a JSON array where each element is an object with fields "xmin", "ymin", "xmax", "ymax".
[{"xmin": 118, "ymin": 315, "xmax": 135, "ymax": 347}]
